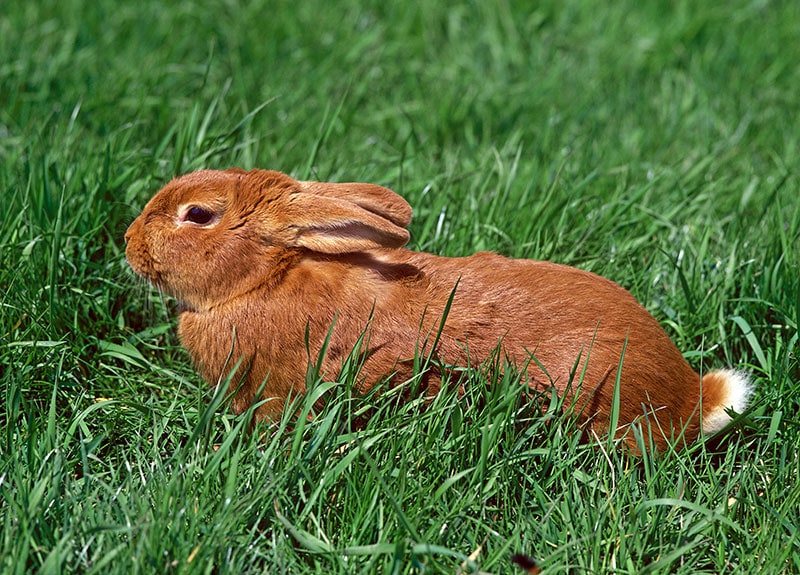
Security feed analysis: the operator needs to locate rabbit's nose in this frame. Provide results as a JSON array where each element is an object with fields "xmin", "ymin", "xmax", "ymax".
[
  {"xmin": 124, "ymin": 221, "xmax": 137, "ymax": 244},
  {"xmin": 124, "ymin": 215, "xmax": 144, "ymax": 244}
]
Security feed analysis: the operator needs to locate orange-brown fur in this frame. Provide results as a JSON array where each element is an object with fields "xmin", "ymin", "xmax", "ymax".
[{"xmin": 125, "ymin": 168, "xmax": 750, "ymax": 450}]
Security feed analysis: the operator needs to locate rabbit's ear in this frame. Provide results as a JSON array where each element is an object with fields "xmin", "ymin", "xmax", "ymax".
[
  {"xmin": 282, "ymin": 193, "xmax": 410, "ymax": 254},
  {"xmin": 299, "ymin": 181, "xmax": 412, "ymax": 228}
]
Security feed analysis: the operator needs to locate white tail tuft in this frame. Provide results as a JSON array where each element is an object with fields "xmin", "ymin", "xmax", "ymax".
[{"xmin": 701, "ymin": 369, "xmax": 754, "ymax": 435}]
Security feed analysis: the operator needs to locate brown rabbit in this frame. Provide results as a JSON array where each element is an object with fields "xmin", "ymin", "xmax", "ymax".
[{"xmin": 125, "ymin": 168, "xmax": 752, "ymax": 449}]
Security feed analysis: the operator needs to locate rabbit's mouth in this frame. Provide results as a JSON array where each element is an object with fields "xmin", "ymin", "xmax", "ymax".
[
  {"xmin": 126, "ymin": 250, "xmax": 158, "ymax": 285},
  {"xmin": 125, "ymin": 246, "xmax": 171, "ymax": 298},
  {"xmin": 125, "ymin": 235, "xmax": 170, "ymax": 290}
]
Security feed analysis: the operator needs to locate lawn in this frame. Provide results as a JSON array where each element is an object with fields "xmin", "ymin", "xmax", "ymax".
[{"xmin": 1, "ymin": 0, "xmax": 799, "ymax": 573}]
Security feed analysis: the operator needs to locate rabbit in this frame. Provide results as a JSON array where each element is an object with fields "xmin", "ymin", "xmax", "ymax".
[{"xmin": 125, "ymin": 168, "xmax": 752, "ymax": 450}]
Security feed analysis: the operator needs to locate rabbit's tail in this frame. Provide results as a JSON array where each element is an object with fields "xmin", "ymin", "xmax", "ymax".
[{"xmin": 700, "ymin": 369, "xmax": 753, "ymax": 434}]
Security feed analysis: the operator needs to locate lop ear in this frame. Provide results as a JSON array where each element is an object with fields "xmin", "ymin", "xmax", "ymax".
[
  {"xmin": 281, "ymin": 192, "xmax": 410, "ymax": 254},
  {"xmin": 299, "ymin": 180, "xmax": 412, "ymax": 228}
]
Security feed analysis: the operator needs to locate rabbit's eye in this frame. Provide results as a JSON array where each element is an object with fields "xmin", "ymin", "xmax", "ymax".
[{"xmin": 184, "ymin": 206, "xmax": 214, "ymax": 225}]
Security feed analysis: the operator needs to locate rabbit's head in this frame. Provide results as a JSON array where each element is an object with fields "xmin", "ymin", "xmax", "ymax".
[{"xmin": 125, "ymin": 168, "xmax": 412, "ymax": 311}]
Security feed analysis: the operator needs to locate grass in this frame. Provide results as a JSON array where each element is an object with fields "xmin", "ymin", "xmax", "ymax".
[{"xmin": 1, "ymin": 0, "xmax": 799, "ymax": 572}]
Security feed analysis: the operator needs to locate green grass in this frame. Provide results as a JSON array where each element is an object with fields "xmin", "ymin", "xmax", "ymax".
[{"xmin": 2, "ymin": 0, "xmax": 799, "ymax": 572}]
